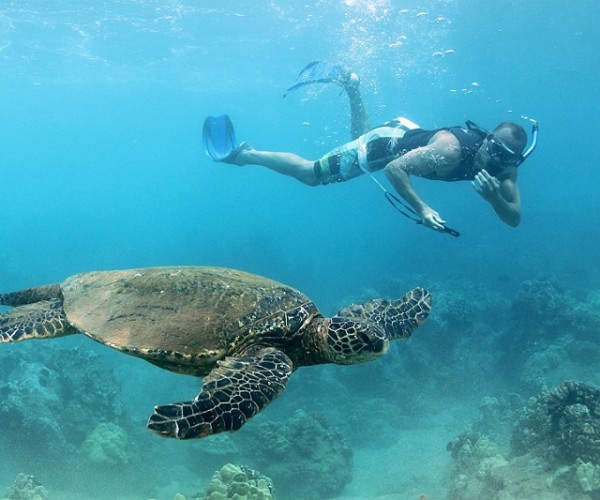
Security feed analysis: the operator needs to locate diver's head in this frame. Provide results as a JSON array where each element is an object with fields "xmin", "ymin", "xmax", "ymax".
[{"xmin": 476, "ymin": 121, "xmax": 527, "ymax": 170}]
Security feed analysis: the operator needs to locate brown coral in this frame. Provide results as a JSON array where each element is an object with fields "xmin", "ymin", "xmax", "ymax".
[
  {"xmin": 511, "ymin": 380, "xmax": 600, "ymax": 465},
  {"xmin": 546, "ymin": 381, "xmax": 600, "ymax": 463}
]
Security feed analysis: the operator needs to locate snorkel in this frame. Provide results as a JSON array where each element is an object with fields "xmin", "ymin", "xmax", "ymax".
[
  {"xmin": 466, "ymin": 119, "xmax": 539, "ymax": 167},
  {"xmin": 520, "ymin": 120, "xmax": 538, "ymax": 165}
]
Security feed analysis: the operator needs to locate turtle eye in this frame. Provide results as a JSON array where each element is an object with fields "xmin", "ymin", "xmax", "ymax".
[
  {"xmin": 357, "ymin": 331, "xmax": 371, "ymax": 345},
  {"xmin": 327, "ymin": 317, "xmax": 388, "ymax": 364}
]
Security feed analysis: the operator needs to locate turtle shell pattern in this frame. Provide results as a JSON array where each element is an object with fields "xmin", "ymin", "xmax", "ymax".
[{"xmin": 61, "ymin": 266, "xmax": 319, "ymax": 375}]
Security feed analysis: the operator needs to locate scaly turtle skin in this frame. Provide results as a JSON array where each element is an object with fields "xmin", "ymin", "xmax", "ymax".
[{"xmin": 0, "ymin": 266, "xmax": 432, "ymax": 439}]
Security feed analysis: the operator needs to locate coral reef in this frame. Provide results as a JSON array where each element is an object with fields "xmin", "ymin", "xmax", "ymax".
[
  {"xmin": 199, "ymin": 463, "xmax": 273, "ymax": 500},
  {"xmin": 447, "ymin": 433, "xmax": 504, "ymax": 471},
  {"xmin": 0, "ymin": 346, "xmax": 123, "ymax": 447},
  {"xmin": 446, "ymin": 381, "xmax": 600, "ymax": 499},
  {"xmin": 515, "ymin": 332, "xmax": 600, "ymax": 393},
  {"xmin": 0, "ymin": 345, "xmax": 123, "ymax": 455},
  {"xmin": 512, "ymin": 380, "xmax": 600, "ymax": 464},
  {"xmin": 0, "ymin": 356, "xmax": 66, "ymax": 450},
  {"xmin": 445, "ymin": 432, "xmax": 600, "ymax": 499},
  {"xmin": 438, "ymin": 296, "xmax": 475, "ymax": 329},
  {"xmin": 2, "ymin": 473, "xmax": 48, "ymax": 500},
  {"xmin": 446, "ymin": 434, "xmax": 509, "ymax": 500},
  {"xmin": 501, "ymin": 278, "xmax": 600, "ymax": 394},
  {"xmin": 575, "ymin": 458, "xmax": 600, "ymax": 494},
  {"xmin": 82, "ymin": 422, "xmax": 130, "ymax": 465},
  {"xmin": 243, "ymin": 409, "xmax": 353, "ymax": 498},
  {"xmin": 511, "ymin": 276, "xmax": 568, "ymax": 324},
  {"xmin": 448, "ymin": 450, "xmax": 599, "ymax": 499},
  {"xmin": 510, "ymin": 278, "xmax": 600, "ymax": 339},
  {"xmin": 471, "ymin": 393, "xmax": 524, "ymax": 448}
]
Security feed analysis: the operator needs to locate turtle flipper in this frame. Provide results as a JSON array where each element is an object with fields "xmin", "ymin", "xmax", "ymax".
[
  {"xmin": 0, "ymin": 299, "xmax": 76, "ymax": 343},
  {"xmin": 336, "ymin": 287, "xmax": 432, "ymax": 340},
  {"xmin": 147, "ymin": 347, "xmax": 293, "ymax": 439}
]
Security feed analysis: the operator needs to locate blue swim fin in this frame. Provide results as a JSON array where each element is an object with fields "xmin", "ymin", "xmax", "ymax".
[
  {"xmin": 202, "ymin": 114, "xmax": 243, "ymax": 163},
  {"xmin": 283, "ymin": 61, "xmax": 351, "ymax": 98}
]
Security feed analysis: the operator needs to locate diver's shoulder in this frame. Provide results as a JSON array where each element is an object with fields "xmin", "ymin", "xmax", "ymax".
[{"xmin": 429, "ymin": 130, "xmax": 462, "ymax": 160}]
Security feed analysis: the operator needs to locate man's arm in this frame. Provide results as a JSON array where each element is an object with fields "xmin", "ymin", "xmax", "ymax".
[
  {"xmin": 384, "ymin": 132, "xmax": 461, "ymax": 231},
  {"xmin": 472, "ymin": 169, "xmax": 521, "ymax": 227}
]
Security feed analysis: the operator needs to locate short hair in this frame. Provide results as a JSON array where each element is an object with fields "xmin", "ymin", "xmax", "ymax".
[{"xmin": 493, "ymin": 122, "xmax": 527, "ymax": 153}]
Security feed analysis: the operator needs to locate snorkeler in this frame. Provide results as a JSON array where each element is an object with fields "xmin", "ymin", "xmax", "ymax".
[{"xmin": 203, "ymin": 61, "xmax": 538, "ymax": 236}]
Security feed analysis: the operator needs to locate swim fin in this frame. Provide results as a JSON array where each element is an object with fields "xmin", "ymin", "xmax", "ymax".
[
  {"xmin": 202, "ymin": 114, "xmax": 249, "ymax": 163},
  {"xmin": 283, "ymin": 61, "xmax": 351, "ymax": 98}
]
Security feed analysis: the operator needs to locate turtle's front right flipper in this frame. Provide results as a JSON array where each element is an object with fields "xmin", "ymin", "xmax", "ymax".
[
  {"xmin": 147, "ymin": 347, "xmax": 293, "ymax": 439},
  {"xmin": 336, "ymin": 288, "xmax": 432, "ymax": 340},
  {"xmin": 0, "ymin": 299, "xmax": 76, "ymax": 342}
]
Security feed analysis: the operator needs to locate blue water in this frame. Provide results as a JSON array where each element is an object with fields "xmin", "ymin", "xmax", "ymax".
[{"xmin": 1, "ymin": 1, "xmax": 599, "ymax": 499}]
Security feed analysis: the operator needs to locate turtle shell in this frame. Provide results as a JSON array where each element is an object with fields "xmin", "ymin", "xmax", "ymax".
[{"xmin": 61, "ymin": 266, "xmax": 318, "ymax": 374}]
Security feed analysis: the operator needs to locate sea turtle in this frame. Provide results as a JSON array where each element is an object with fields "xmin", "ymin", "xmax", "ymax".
[{"xmin": 0, "ymin": 266, "xmax": 431, "ymax": 439}]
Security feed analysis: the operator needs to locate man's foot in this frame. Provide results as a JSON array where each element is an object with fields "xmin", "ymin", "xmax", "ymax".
[
  {"xmin": 222, "ymin": 141, "xmax": 252, "ymax": 166},
  {"xmin": 343, "ymin": 72, "xmax": 361, "ymax": 94},
  {"xmin": 284, "ymin": 61, "xmax": 360, "ymax": 97}
]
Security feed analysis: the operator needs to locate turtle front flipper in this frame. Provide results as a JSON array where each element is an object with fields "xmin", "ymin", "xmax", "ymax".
[
  {"xmin": 0, "ymin": 299, "xmax": 76, "ymax": 342},
  {"xmin": 336, "ymin": 287, "xmax": 432, "ymax": 340},
  {"xmin": 147, "ymin": 347, "xmax": 293, "ymax": 439}
]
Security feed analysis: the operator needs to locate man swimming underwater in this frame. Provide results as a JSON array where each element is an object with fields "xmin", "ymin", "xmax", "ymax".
[{"xmin": 203, "ymin": 61, "xmax": 538, "ymax": 235}]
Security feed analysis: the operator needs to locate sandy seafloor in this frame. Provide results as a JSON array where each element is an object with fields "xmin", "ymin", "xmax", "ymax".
[{"xmin": 1, "ymin": 1, "xmax": 599, "ymax": 499}]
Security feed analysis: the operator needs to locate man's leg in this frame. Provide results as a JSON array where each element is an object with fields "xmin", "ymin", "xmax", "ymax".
[
  {"xmin": 219, "ymin": 68, "xmax": 369, "ymax": 187},
  {"xmin": 345, "ymin": 73, "xmax": 371, "ymax": 140},
  {"xmin": 234, "ymin": 149, "xmax": 321, "ymax": 186}
]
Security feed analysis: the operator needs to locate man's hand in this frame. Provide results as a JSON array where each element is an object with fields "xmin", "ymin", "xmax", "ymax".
[
  {"xmin": 472, "ymin": 169, "xmax": 501, "ymax": 202},
  {"xmin": 472, "ymin": 168, "xmax": 521, "ymax": 227},
  {"xmin": 420, "ymin": 206, "xmax": 446, "ymax": 231}
]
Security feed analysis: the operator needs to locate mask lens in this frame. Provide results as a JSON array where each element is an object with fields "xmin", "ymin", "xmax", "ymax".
[{"xmin": 487, "ymin": 137, "xmax": 520, "ymax": 164}]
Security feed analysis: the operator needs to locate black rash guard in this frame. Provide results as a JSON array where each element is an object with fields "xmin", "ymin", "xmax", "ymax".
[{"xmin": 314, "ymin": 120, "xmax": 491, "ymax": 184}]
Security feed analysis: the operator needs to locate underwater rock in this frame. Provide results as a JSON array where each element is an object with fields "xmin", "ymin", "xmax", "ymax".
[
  {"xmin": 447, "ymin": 433, "xmax": 503, "ymax": 470},
  {"xmin": 82, "ymin": 422, "xmax": 130, "ymax": 465},
  {"xmin": 471, "ymin": 393, "xmax": 524, "ymax": 447},
  {"xmin": 54, "ymin": 347, "xmax": 123, "ymax": 435},
  {"xmin": 520, "ymin": 340, "xmax": 569, "ymax": 391},
  {"xmin": 444, "ymin": 433, "xmax": 599, "ymax": 499},
  {"xmin": 446, "ymin": 434, "xmax": 508, "ymax": 500},
  {"xmin": 247, "ymin": 409, "xmax": 353, "ymax": 498},
  {"xmin": 512, "ymin": 380, "xmax": 600, "ymax": 465},
  {"xmin": 439, "ymin": 296, "xmax": 475, "ymax": 328},
  {"xmin": 0, "ymin": 359, "xmax": 64, "ymax": 443},
  {"xmin": 547, "ymin": 381, "xmax": 600, "ymax": 464},
  {"xmin": 2, "ymin": 473, "xmax": 48, "ymax": 500},
  {"xmin": 575, "ymin": 458, "xmax": 600, "ymax": 493},
  {"xmin": 518, "ymin": 334, "xmax": 600, "ymax": 393},
  {"xmin": 0, "ymin": 345, "xmax": 123, "ymax": 459},
  {"xmin": 511, "ymin": 276, "xmax": 570, "ymax": 327},
  {"xmin": 200, "ymin": 463, "xmax": 274, "ymax": 500}
]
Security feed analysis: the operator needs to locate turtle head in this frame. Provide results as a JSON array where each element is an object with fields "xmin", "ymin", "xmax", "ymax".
[{"xmin": 324, "ymin": 317, "xmax": 389, "ymax": 365}]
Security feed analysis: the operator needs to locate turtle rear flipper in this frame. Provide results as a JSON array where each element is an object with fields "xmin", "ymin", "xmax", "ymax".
[
  {"xmin": 0, "ymin": 284, "xmax": 61, "ymax": 306},
  {"xmin": 336, "ymin": 287, "xmax": 432, "ymax": 340},
  {"xmin": 147, "ymin": 347, "xmax": 293, "ymax": 439},
  {"xmin": 0, "ymin": 299, "xmax": 76, "ymax": 342}
]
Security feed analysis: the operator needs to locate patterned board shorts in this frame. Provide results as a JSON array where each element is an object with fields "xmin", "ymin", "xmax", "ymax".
[{"xmin": 313, "ymin": 118, "xmax": 418, "ymax": 184}]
